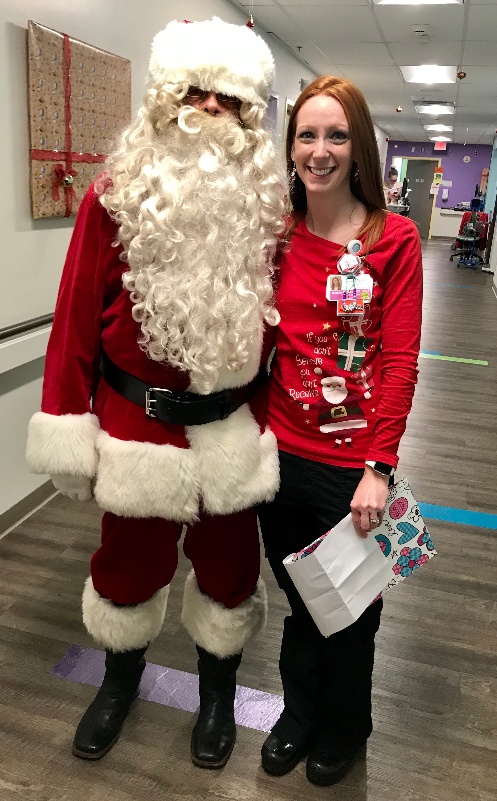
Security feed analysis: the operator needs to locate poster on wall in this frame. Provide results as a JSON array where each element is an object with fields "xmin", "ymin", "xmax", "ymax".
[
  {"xmin": 27, "ymin": 20, "xmax": 131, "ymax": 220},
  {"xmin": 264, "ymin": 92, "xmax": 279, "ymax": 134},
  {"xmin": 284, "ymin": 98, "xmax": 295, "ymax": 144}
]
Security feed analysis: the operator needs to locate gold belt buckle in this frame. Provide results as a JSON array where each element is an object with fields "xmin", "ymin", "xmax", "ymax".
[{"xmin": 331, "ymin": 405, "xmax": 347, "ymax": 419}]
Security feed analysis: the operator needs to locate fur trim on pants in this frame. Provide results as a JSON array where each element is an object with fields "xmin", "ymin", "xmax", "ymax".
[
  {"xmin": 181, "ymin": 570, "xmax": 267, "ymax": 658},
  {"xmin": 82, "ymin": 576, "xmax": 169, "ymax": 652}
]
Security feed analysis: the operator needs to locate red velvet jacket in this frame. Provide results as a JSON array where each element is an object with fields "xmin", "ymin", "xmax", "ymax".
[{"xmin": 26, "ymin": 185, "xmax": 278, "ymax": 523}]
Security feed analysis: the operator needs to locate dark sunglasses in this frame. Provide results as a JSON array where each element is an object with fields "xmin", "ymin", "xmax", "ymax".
[{"xmin": 184, "ymin": 86, "xmax": 241, "ymax": 110}]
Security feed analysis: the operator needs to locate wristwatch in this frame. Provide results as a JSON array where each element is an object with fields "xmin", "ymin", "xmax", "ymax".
[{"xmin": 365, "ymin": 460, "xmax": 394, "ymax": 477}]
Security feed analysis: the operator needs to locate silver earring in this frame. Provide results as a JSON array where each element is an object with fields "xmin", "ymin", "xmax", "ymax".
[
  {"xmin": 289, "ymin": 162, "xmax": 296, "ymax": 192},
  {"xmin": 353, "ymin": 165, "xmax": 360, "ymax": 182}
]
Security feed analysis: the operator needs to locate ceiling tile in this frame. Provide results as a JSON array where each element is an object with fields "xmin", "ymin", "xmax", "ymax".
[
  {"xmin": 306, "ymin": 62, "xmax": 346, "ymax": 76},
  {"xmin": 279, "ymin": 39, "xmax": 342, "ymax": 70},
  {"xmin": 457, "ymin": 82, "xmax": 497, "ymax": 97},
  {"xmin": 251, "ymin": 5, "xmax": 306, "ymax": 40},
  {"xmin": 284, "ymin": 5, "xmax": 382, "ymax": 42},
  {"xmin": 238, "ymin": 0, "xmax": 497, "ymax": 141},
  {"xmin": 454, "ymin": 66, "xmax": 497, "ymax": 84},
  {"xmin": 388, "ymin": 41, "xmax": 462, "ymax": 64},
  {"xmin": 373, "ymin": 5, "xmax": 465, "ymax": 43},
  {"xmin": 466, "ymin": 4, "xmax": 497, "ymax": 39},
  {"xmin": 462, "ymin": 41, "xmax": 497, "ymax": 67},
  {"xmin": 334, "ymin": 65, "xmax": 402, "ymax": 84},
  {"xmin": 313, "ymin": 42, "xmax": 394, "ymax": 65}
]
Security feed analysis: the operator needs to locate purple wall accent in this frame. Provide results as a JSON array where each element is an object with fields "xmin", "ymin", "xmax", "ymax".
[
  {"xmin": 385, "ymin": 141, "xmax": 492, "ymax": 209},
  {"xmin": 52, "ymin": 645, "xmax": 284, "ymax": 733}
]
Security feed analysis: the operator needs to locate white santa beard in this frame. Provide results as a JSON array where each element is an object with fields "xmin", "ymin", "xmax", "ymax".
[
  {"xmin": 119, "ymin": 109, "xmax": 276, "ymax": 394},
  {"xmin": 322, "ymin": 388, "xmax": 347, "ymax": 404}
]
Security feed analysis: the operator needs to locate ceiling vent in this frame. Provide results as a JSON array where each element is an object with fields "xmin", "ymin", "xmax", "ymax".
[{"xmin": 411, "ymin": 24, "xmax": 431, "ymax": 43}]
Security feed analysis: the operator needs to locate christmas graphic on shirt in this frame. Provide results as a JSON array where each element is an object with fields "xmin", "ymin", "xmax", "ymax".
[{"xmin": 286, "ymin": 272, "xmax": 377, "ymax": 449}]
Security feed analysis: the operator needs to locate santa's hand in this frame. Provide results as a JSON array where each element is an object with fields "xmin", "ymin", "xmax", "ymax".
[
  {"xmin": 51, "ymin": 474, "xmax": 93, "ymax": 501},
  {"xmin": 350, "ymin": 470, "xmax": 389, "ymax": 538}
]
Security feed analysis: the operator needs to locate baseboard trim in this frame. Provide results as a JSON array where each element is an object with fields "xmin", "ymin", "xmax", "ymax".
[{"xmin": 0, "ymin": 481, "xmax": 55, "ymax": 536}]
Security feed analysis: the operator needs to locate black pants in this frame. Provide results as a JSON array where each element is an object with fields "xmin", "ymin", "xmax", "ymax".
[{"xmin": 258, "ymin": 450, "xmax": 383, "ymax": 747}]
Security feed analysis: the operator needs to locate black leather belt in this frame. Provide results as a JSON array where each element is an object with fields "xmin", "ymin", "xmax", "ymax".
[{"xmin": 99, "ymin": 349, "xmax": 268, "ymax": 426}]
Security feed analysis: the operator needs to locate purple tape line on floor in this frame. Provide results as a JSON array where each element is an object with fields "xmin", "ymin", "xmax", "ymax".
[{"xmin": 52, "ymin": 645, "xmax": 283, "ymax": 733}]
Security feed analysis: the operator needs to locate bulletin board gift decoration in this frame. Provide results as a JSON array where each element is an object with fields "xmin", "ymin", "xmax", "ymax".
[{"xmin": 27, "ymin": 21, "xmax": 131, "ymax": 219}]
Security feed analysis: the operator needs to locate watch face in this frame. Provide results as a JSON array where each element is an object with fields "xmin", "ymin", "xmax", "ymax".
[{"xmin": 375, "ymin": 462, "xmax": 393, "ymax": 475}]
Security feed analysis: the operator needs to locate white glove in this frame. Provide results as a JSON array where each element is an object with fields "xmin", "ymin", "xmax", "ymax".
[{"xmin": 51, "ymin": 474, "xmax": 93, "ymax": 501}]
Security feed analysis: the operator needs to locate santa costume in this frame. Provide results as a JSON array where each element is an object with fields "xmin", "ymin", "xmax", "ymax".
[{"xmin": 26, "ymin": 17, "xmax": 284, "ymax": 767}]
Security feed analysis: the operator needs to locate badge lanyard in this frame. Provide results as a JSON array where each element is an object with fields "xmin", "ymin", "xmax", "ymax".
[
  {"xmin": 330, "ymin": 240, "xmax": 369, "ymax": 316},
  {"xmin": 337, "ymin": 275, "xmax": 364, "ymax": 315}
]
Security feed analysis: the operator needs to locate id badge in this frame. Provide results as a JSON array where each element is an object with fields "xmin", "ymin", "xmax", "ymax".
[
  {"xmin": 326, "ymin": 273, "xmax": 344, "ymax": 301},
  {"xmin": 337, "ymin": 296, "xmax": 365, "ymax": 316},
  {"xmin": 354, "ymin": 273, "xmax": 374, "ymax": 302},
  {"xmin": 337, "ymin": 253, "xmax": 362, "ymax": 275}
]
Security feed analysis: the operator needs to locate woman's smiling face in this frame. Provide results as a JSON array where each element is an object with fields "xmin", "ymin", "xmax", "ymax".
[{"xmin": 291, "ymin": 94, "xmax": 353, "ymax": 200}]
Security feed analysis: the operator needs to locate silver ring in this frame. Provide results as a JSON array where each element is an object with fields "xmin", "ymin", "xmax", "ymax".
[{"xmin": 370, "ymin": 517, "xmax": 380, "ymax": 525}]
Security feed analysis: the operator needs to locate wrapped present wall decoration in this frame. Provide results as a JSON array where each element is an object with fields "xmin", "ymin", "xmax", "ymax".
[{"xmin": 27, "ymin": 20, "xmax": 131, "ymax": 219}]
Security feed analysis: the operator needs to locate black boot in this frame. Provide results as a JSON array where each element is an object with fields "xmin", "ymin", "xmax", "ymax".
[
  {"xmin": 72, "ymin": 646, "xmax": 147, "ymax": 759},
  {"xmin": 191, "ymin": 646, "xmax": 241, "ymax": 769}
]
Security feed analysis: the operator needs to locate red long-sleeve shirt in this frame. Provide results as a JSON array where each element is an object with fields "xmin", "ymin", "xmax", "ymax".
[{"xmin": 267, "ymin": 213, "xmax": 423, "ymax": 469}]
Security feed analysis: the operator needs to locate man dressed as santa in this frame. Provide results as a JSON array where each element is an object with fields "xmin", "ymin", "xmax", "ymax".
[{"xmin": 26, "ymin": 17, "xmax": 284, "ymax": 768}]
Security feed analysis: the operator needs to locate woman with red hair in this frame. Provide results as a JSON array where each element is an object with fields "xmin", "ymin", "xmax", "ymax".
[{"xmin": 259, "ymin": 75, "xmax": 423, "ymax": 785}]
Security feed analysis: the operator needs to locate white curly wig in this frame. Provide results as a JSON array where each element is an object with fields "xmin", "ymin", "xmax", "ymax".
[{"xmin": 97, "ymin": 78, "xmax": 285, "ymax": 393}]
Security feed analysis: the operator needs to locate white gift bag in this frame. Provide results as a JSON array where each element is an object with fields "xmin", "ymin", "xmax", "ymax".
[
  {"xmin": 283, "ymin": 513, "xmax": 392, "ymax": 637},
  {"xmin": 283, "ymin": 477, "xmax": 436, "ymax": 637}
]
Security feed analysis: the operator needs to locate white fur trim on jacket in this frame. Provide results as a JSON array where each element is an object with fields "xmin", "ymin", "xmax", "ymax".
[
  {"xmin": 92, "ymin": 410, "xmax": 278, "ymax": 521},
  {"xmin": 26, "ymin": 411, "xmax": 99, "ymax": 477},
  {"xmin": 149, "ymin": 17, "xmax": 274, "ymax": 108},
  {"xmin": 82, "ymin": 576, "xmax": 169, "ymax": 652},
  {"xmin": 186, "ymin": 408, "xmax": 280, "ymax": 516},
  {"xmin": 94, "ymin": 431, "xmax": 200, "ymax": 523},
  {"xmin": 181, "ymin": 570, "xmax": 267, "ymax": 658}
]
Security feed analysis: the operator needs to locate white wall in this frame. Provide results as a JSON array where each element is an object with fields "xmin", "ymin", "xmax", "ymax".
[
  {"xmin": 0, "ymin": 0, "xmax": 315, "ymax": 521},
  {"xmin": 490, "ymin": 216, "xmax": 497, "ymax": 291},
  {"xmin": 484, "ymin": 134, "xmax": 497, "ymax": 220},
  {"xmin": 374, "ymin": 124, "xmax": 388, "ymax": 179}
]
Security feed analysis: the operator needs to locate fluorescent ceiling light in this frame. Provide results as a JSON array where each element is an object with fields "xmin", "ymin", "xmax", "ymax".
[
  {"xmin": 416, "ymin": 103, "xmax": 455, "ymax": 115},
  {"xmin": 429, "ymin": 136, "xmax": 452, "ymax": 142},
  {"xmin": 400, "ymin": 65, "xmax": 456, "ymax": 84},
  {"xmin": 424, "ymin": 124, "xmax": 453, "ymax": 131},
  {"xmin": 375, "ymin": 1, "xmax": 463, "ymax": 5}
]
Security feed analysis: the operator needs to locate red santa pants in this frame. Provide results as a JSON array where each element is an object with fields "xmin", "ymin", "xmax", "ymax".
[{"xmin": 90, "ymin": 508, "xmax": 260, "ymax": 609}]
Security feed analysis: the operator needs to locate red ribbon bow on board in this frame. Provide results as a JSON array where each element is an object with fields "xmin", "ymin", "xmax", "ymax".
[{"xmin": 52, "ymin": 163, "xmax": 79, "ymax": 216}]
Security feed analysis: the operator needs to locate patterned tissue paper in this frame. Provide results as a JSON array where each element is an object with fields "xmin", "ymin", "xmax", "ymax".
[{"xmin": 374, "ymin": 476, "xmax": 437, "ymax": 592}]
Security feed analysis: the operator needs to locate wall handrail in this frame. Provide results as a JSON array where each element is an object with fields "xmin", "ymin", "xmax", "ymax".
[{"xmin": 0, "ymin": 314, "xmax": 54, "ymax": 343}]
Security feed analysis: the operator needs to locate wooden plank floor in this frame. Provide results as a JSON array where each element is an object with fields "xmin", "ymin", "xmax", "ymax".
[{"xmin": 1, "ymin": 239, "xmax": 497, "ymax": 801}]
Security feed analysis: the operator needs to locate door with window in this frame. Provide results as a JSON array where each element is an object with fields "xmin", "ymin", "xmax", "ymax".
[{"xmin": 405, "ymin": 159, "xmax": 437, "ymax": 239}]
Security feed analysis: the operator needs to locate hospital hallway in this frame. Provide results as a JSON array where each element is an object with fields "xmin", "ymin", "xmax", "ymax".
[{"xmin": 0, "ymin": 238, "xmax": 496, "ymax": 801}]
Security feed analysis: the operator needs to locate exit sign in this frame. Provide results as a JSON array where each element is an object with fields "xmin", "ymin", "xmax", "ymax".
[{"xmin": 433, "ymin": 141, "xmax": 447, "ymax": 151}]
